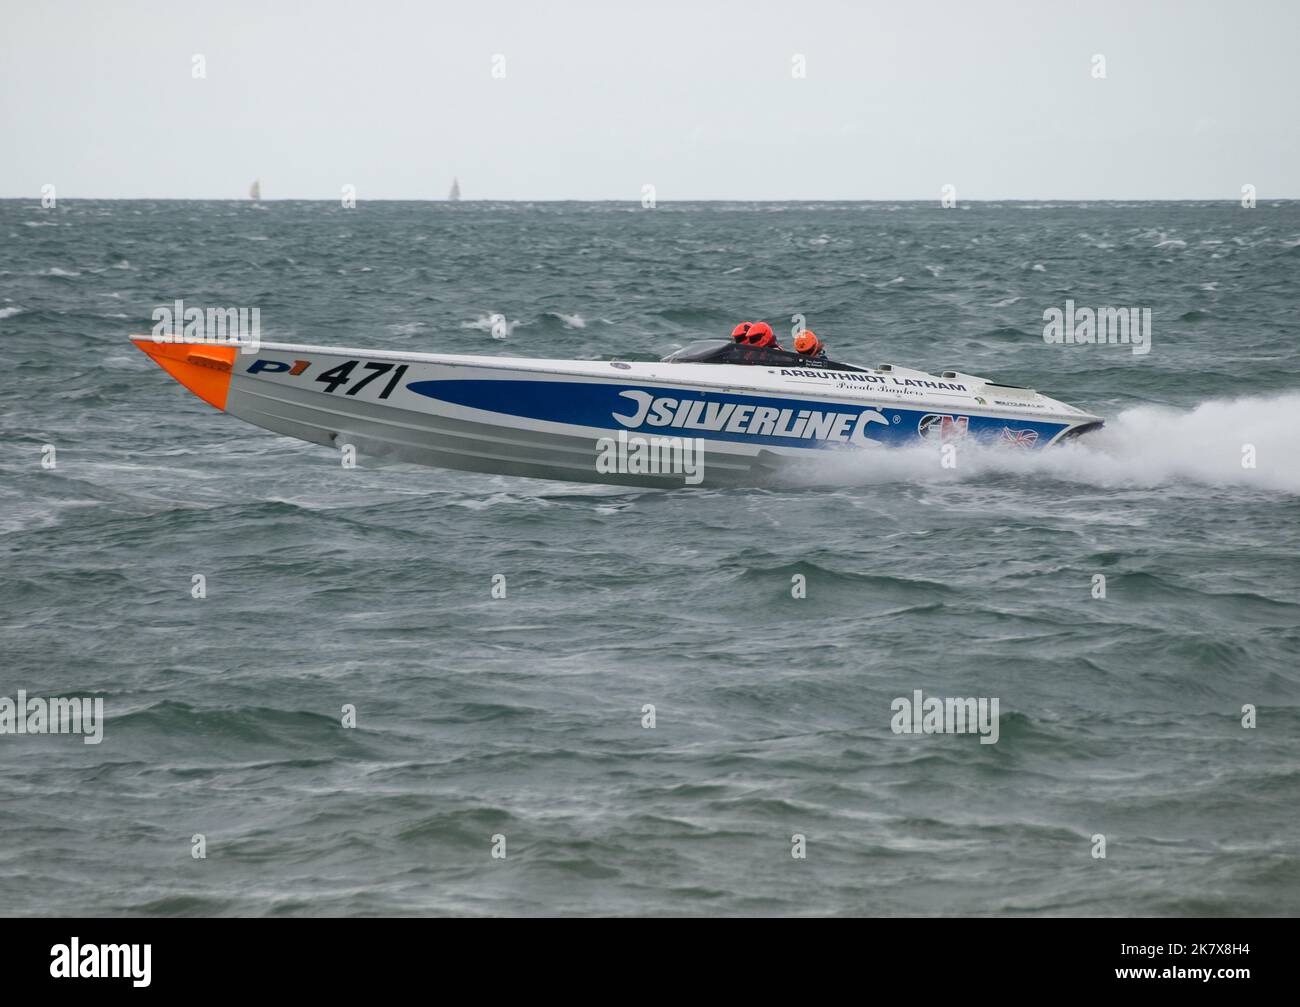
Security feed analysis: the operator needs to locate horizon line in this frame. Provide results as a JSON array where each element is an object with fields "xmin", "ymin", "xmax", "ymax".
[{"xmin": 3, "ymin": 196, "xmax": 1297, "ymax": 204}]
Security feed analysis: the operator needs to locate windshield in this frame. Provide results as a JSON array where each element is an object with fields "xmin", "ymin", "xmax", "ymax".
[
  {"xmin": 661, "ymin": 338, "xmax": 864, "ymax": 372},
  {"xmin": 661, "ymin": 339, "xmax": 734, "ymax": 362}
]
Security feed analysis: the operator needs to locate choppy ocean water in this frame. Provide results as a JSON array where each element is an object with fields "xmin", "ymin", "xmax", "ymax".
[{"xmin": 1, "ymin": 198, "xmax": 1297, "ymax": 916}]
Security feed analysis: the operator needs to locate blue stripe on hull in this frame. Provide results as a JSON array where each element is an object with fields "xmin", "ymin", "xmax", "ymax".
[{"xmin": 406, "ymin": 379, "xmax": 1068, "ymax": 449}]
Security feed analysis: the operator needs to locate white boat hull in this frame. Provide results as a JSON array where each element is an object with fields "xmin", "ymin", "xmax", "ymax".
[{"xmin": 132, "ymin": 337, "xmax": 1104, "ymax": 488}]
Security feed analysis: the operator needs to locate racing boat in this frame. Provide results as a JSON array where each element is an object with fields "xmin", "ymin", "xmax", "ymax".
[{"xmin": 131, "ymin": 335, "xmax": 1103, "ymax": 488}]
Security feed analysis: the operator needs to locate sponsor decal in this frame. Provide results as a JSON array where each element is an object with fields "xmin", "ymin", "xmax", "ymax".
[
  {"xmin": 785, "ymin": 369, "xmax": 969, "ymax": 391},
  {"xmin": 404, "ymin": 379, "xmax": 1070, "ymax": 450},
  {"xmin": 247, "ymin": 358, "xmax": 310, "ymax": 376},
  {"xmin": 993, "ymin": 398, "xmax": 1044, "ymax": 408},
  {"xmin": 609, "ymin": 389, "xmax": 889, "ymax": 446},
  {"xmin": 917, "ymin": 413, "xmax": 969, "ymax": 441},
  {"xmin": 408, "ymin": 379, "xmax": 897, "ymax": 448}
]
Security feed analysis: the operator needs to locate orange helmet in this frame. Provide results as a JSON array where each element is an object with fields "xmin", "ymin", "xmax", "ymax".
[
  {"xmin": 730, "ymin": 321, "xmax": 752, "ymax": 342},
  {"xmin": 794, "ymin": 330, "xmax": 822, "ymax": 355},
  {"xmin": 743, "ymin": 321, "xmax": 775, "ymax": 347}
]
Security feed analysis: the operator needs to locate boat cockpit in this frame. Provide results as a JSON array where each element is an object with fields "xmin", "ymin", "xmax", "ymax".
[{"xmin": 661, "ymin": 339, "xmax": 863, "ymax": 372}]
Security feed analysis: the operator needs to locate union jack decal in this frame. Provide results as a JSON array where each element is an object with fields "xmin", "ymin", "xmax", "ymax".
[{"xmin": 999, "ymin": 427, "xmax": 1039, "ymax": 447}]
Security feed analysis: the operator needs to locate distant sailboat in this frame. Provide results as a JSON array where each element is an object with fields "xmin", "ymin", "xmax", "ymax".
[
  {"xmin": 448, "ymin": 177, "xmax": 461, "ymax": 201},
  {"xmin": 249, "ymin": 179, "xmax": 261, "ymax": 201}
]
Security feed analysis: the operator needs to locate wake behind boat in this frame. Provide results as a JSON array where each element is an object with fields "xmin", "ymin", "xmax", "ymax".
[{"xmin": 131, "ymin": 333, "xmax": 1103, "ymax": 487}]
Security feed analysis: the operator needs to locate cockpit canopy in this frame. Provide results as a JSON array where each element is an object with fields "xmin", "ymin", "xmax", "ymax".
[{"xmin": 661, "ymin": 338, "xmax": 863, "ymax": 372}]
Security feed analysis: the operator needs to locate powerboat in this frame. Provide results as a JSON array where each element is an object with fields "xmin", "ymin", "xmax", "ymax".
[{"xmin": 131, "ymin": 335, "xmax": 1104, "ymax": 487}]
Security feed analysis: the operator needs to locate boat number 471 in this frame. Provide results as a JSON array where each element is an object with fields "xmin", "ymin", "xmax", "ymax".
[{"xmin": 247, "ymin": 357, "xmax": 408, "ymax": 398}]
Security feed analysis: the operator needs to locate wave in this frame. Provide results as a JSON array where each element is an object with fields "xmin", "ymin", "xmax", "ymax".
[
  {"xmin": 460, "ymin": 312, "xmax": 519, "ymax": 338},
  {"xmin": 789, "ymin": 393, "xmax": 1300, "ymax": 493},
  {"xmin": 543, "ymin": 311, "xmax": 586, "ymax": 329}
]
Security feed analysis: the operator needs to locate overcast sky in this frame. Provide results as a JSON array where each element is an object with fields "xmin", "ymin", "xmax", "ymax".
[{"xmin": 2, "ymin": 0, "xmax": 1296, "ymax": 200}]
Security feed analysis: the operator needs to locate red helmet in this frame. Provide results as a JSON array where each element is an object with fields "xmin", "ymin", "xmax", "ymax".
[
  {"xmin": 730, "ymin": 322, "xmax": 752, "ymax": 342},
  {"xmin": 794, "ymin": 330, "xmax": 822, "ymax": 355},
  {"xmin": 744, "ymin": 321, "xmax": 775, "ymax": 347}
]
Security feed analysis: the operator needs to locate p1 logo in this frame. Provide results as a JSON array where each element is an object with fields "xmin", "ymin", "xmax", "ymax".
[{"xmin": 246, "ymin": 358, "xmax": 310, "ymax": 376}]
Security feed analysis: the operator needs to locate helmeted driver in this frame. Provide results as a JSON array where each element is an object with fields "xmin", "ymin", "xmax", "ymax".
[
  {"xmin": 794, "ymin": 330, "xmax": 827, "ymax": 360},
  {"xmin": 742, "ymin": 321, "xmax": 782, "ymax": 350}
]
